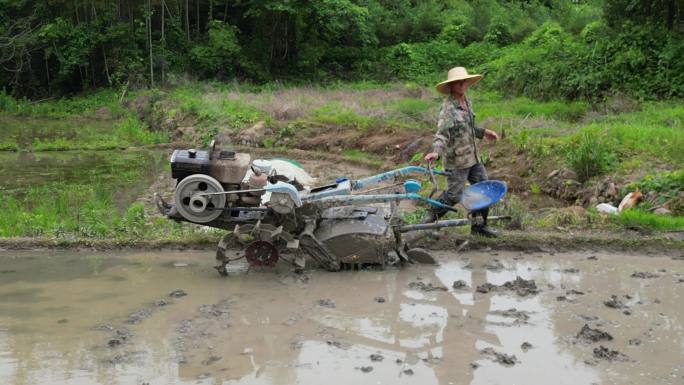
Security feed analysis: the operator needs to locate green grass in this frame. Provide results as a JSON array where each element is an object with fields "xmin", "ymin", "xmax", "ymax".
[
  {"xmin": 310, "ymin": 102, "xmax": 377, "ymax": 129},
  {"xmin": 472, "ymin": 91, "xmax": 589, "ymax": 121},
  {"xmin": 392, "ymin": 98, "xmax": 433, "ymax": 120},
  {"xmin": 616, "ymin": 209, "xmax": 684, "ymax": 231},
  {"xmin": 0, "ymin": 184, "xmax": 218, "ymax": 239},
  {"xmin": 0, "ymin": 89, "xmax": 128, "ymax": 118},
  {"xmin": 170, "ymin": 86, "xmax": 268, "ymax": 129}
]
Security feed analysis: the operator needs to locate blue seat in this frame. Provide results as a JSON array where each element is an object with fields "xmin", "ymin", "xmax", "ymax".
[{"xmin": 461, "ymin": 180, "xmax": 507, "ymax": 211}]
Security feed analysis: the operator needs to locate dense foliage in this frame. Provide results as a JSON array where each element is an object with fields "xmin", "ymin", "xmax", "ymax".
[{"xmin": 0, "ymin": 0, "xmax": 682, "ymax": 99}]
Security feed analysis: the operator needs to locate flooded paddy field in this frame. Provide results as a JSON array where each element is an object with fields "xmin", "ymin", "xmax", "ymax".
[
  {"xmin": 0, "ymin": 249, "xmax": 682, "ymax": 385},
  {"xmin": 0, "ymin": 150, "xmax": 167, "ymax": 206}
]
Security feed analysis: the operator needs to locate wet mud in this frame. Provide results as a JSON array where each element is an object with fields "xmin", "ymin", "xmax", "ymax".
[{"xmin": 0, "ymin": 249, "xmax": 683, "ymax": 385}]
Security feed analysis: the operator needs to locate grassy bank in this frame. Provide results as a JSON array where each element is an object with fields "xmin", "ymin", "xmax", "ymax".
[{"xmin": 0, "ymin": 90, "xmax": 168, "ymax": 151}]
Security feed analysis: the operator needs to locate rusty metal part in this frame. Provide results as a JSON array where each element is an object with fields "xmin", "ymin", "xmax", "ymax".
[
  {"xmin": 299, "ymin": 219, "xmax": 340, "ymax": 271},
  {"xmin": 398, "ymin": 215, "xmax": 511, "ymax": 232},
  {"xmin": 245, "ymin": 240, "xmax": 279, "ymax": 267}
]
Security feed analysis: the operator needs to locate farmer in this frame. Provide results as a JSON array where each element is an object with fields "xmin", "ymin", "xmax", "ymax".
[{"xmin": 423, "ymin": 67, "xmax": 499, "ymax": 237}]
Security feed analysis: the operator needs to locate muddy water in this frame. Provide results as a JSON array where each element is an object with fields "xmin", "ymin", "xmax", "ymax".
[{"xmin": 0, "ymin": 250, "xmax": 682, "ymax": 385}]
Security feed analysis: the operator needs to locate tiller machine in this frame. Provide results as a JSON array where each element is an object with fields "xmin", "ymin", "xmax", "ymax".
[{"xmin": 155, "ymin": 142, "xmax": 509, "ymax": 275}]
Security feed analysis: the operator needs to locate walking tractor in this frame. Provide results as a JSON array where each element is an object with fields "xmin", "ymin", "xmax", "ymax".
[{"xmin": 155, "ymin": 141, "xmax": 509, "ymax": 275}]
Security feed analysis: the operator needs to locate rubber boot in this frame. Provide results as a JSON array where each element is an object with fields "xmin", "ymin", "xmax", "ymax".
[{"xmin": 471, "ymin": 208, "xmax": 498, "ymax": 238}]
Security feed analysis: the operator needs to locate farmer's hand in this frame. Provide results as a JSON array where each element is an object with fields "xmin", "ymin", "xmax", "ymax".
[
  {"xmin": 484, "ymin": 129, "xmax": 499, "ymax": 141},
  {"xmin": 424, "ymin": 152, "xmax": 439, "ymax": 162}
]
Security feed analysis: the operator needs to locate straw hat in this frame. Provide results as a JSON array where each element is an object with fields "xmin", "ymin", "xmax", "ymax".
[{"xmin": 435, "ymin": 67, "xmax": 482, "ymax": 94}]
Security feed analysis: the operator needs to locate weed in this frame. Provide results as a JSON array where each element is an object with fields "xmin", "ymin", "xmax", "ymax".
[
  {"xmin": 565, "ymin": 128, "xmax": 617, "ymax": 182},
  {"xmin": 490, "ymin": 195, "xmax": 531, "ymax": 230},
  {"xmin": 401, "ymin": 207, "xmax": 428, "ymax": 225},
  {"xmin": 530, "ymin": 183, "xmax": 541, "ymax": 194}
]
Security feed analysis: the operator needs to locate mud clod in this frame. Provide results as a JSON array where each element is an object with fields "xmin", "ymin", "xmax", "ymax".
[
  {"xmin": 169, "ymin": 289, "xmax": 187, "ymax": 298},
  {"xmin": 198, "ymin": 301, "xmax": 230, "ymax": 318},
  {"xmin": 476, "ymin": 277, "xmax": 539, "ymax": 296},
  {"xmin": 107, "ymin": 328, "xmax": 132, "ymax": 348},
  {"xmin": 374, "ymin": 296, "xmax": 386, "ymax": 303},
  {"xmin": 489, "ymin": 308, "xmax": 531, "ymax": 323},
  {"xmin": 476, "ymin": 283, "xmax": 496, "ymax": 294},
  {"xmin": 593, "ymin": 346, "xmax": 630, "ymax": 362},
  {"xmin": 480, "ymin": 347, "xmax": 518, "ymax": 366},
  {"xmin": 316, "ymin": 298, "xmax": 336, "ymax": 308},
  {"xmin": 628, "ymin": 338, "xmax": 642, "ymax": 346},
  {"xmin": 201, "ymin": 355, "xmax": 221, "ymax": 365},
  {"xmin": 369, "ymin": 353, "xmax": 384, "ymax": 362},
  {"xmin": 403, "ymin": 368, "xmax": 414, "ymax": 375},
  {"xmin": 631, "ymin": 271, "xmax": 660, "ymax": 279},
  {"xmin": 359, "ymin": 366, "xmax": 373, "ymax": 373},
  {"xmin": 408, "ymin": 281, "xmax": 448, "ymax": 292},
  {"xmin": 604, "ymin": 295, "xmax": 627, "ymax": 309},
  {"xmin": 576, "ymin": 324, "xmax": 613, "ymax": 343},
  {"xmin": 126, "ymin": 307, "xmax": 154, "ymax": 324},
  {"xmin": 452, "ymin": 280, "xmax": 469, "ymax": 290},
  {"xmin": 484, "ymin": 259, "xmax": 505, "ymax": 271},
  {"xmin": 92, "ymin": 324, "xmax": 114, "ymax": 331}
]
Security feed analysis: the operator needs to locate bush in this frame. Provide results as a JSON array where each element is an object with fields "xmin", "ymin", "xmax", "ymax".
[{"xmin": 565, "ymin": 128, "xmax": 617, "ymax": 182}]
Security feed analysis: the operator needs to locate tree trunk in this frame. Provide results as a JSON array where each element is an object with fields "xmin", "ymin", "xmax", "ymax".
[
  {"xmin": 148, "ymin": 0, "xmax": 154, "ymax": 87},
  {"xmin": 185, "ymin": 0, "xmax": 190, "ymax": 41},
  {"xmin": 161, "ymin": 0, "xmax": 166, "ymax": 85}
]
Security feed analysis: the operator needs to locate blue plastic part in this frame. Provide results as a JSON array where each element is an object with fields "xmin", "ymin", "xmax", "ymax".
[
  {"xmin": 335, "ymin": 178, "xmax": 349, "ymax": 184},
  {"xmin": 403, "ymin": 179, "xmax": 422, "ymax": 194},
  {"xmin": 310, "ymin": 192, "xmax": 459, "ymax": 212},
  {"xmin": 303, "ymin": 179, "xmax": 352, "ymax": 201},
  {"xmin": 352, "ymin": 166, "xmax": 448, "ymax": 190},
  {"xmin": 460, "ymin": 180, "xmax": 508, "ymax": 211},
  {"xmin": 265, "ymin": 181, "xmax": 303, "ymax": 207}
]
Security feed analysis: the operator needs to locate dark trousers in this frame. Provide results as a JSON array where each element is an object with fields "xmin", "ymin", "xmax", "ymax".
[{"xmin": 433, "ymin": 163, "xmax": 489, "ymax": 223}]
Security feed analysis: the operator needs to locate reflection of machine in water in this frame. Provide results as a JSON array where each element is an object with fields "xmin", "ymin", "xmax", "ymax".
[{"xmin": 156, "ymin": 141, "xmax": 509, "ymax": 275}]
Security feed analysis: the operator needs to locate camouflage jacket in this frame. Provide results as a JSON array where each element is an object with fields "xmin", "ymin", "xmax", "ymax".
[{"xmin": 432, "ymin": 97, "xmax": 485, "ymax": 169}]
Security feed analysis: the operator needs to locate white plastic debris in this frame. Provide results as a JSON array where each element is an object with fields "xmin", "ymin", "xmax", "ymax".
[{"xmin": 596, "ymin": 203, "xmax": 618, "ymax": 215}]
